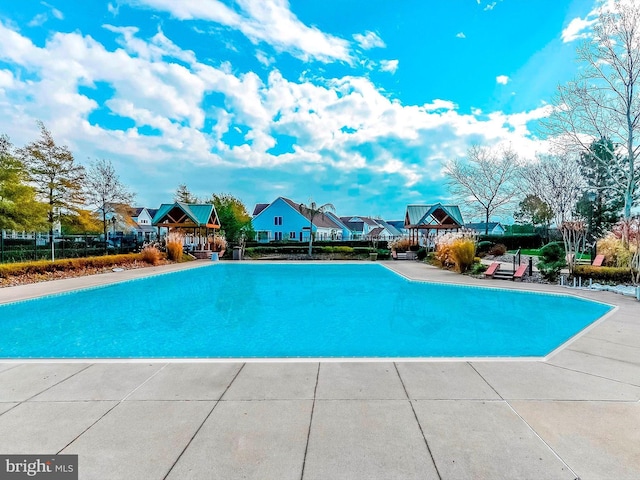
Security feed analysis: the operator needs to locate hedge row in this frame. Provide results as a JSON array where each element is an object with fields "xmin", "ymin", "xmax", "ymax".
[
  {"xmin": 478, "ymin": 234, "xmax": 542, "ymax": 250},
  {"xmin": 244, "ymin": 246, "xmax": 391, "ymax": 258},
  {"xmin": 0, "ymin": 253, "xmax": 149, "ymax": 278},
  {"xmin": 573, "ymin": 265, "xmax": 636, "ymax": 283},
  {"xmin": 245, "ymin": 240, "xmax": 390, "ymax": 249}
]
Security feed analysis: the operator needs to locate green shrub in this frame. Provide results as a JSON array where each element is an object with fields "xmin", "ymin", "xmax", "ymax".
[
  {"xmin": 574, "ymin": 265, "xmax": 634, "ymax": 283},
  {"xmin": 478, "ymin": 234, "xmax": 542, "ymax": 250},
  {"xmin": 476, "ymin": 241, "xmax": 493, "ymax": 254},
  {"xmin": 416, "ymin": 248, "xmax": 427, "ymax": 261},
  {"xmin": 538, "ymin": 243, "xmax": 566, "ymax": 281},
  {"xmin": 469, "ymin": 262, "xmax": 488, "ymax": 275},
  {"xmin": 376, "ymin": 249, "xmax": 391, "ymax": 259}
]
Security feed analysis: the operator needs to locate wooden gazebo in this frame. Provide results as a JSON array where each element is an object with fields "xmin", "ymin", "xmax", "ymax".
[
  {"xmin": 404, "ymin": 203, "xmax": 464, "ymax": 246},
  {"xmin": 152, "ymin": 202, "xmax": 221, "ymax": 257}
]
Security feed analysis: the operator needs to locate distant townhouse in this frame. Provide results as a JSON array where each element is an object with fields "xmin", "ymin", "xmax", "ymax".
[
  {"xmin": 464, "ymin": 222, "xmax": 505, "ymax": 236},
  {"xmin": 252, "ymin": 197, "xmax": 345, "ymax": 243},
  {"xmin": 339, "ymin": 216, "xmax": 379, "ymax": 240},
  {"xmin": 130, "ymin": 207, "xmax": 158, "ymax": 242},
  {"xmin": 340, "ymin": 216, "xmax": 404, "ymax": 240}
]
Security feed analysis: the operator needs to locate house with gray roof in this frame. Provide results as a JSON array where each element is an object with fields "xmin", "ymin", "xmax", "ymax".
[
  {"xmin": 464, "ymin": 222, "xmax": 505, "ymax": 236},
  {"xmin": 252, "ymin": 197, "xmax": 345, "ymax": 243}
]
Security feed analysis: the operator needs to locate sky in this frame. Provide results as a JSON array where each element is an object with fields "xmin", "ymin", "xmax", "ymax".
[{"xmin": 0, "ymin": 0, "xmax": 605, "ymax": 221}]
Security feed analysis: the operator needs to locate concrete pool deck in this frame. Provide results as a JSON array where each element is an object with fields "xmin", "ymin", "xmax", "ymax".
[{"xmin": 0, "ymin": 260, "xmax": 638, "ymax": 479}]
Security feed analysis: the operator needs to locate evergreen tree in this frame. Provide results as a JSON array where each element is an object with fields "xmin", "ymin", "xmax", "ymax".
[
  {"xmin": 175, "ymin": 184, "xmax": 198, "ymax": 203},
  {"xmin": 18, "ymin": 122, "xmax": 85, "ymax": 241},
  {"xmin": 576, "ymin": 138, "xmax": 625, "ymax": 239}
]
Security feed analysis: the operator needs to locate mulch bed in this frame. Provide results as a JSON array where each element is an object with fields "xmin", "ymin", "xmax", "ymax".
[{"xmin": 0, "ymin": 259, "xmax": 171, "ymax": 288}]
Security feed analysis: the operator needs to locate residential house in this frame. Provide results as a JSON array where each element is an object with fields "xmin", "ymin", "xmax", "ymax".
[
  {"xmin": 373, "ymin": 219, "xmax": 405, "ymax": 239},
  {"xmin": 464, "ymin": 222, "xmax": 506, "ymax": 236},
  {"xmin": 339, "ymin": 216, "xmax": 380, "ymax": 240},
  {"xmin": 130, "ymin": 207, "xmax": 158, "ymax": 242},
  {"xmin": 386, "ymin": 220, "xmax": 408, "ymax": 236},
  {"xmin": 252, "ymin": 197, "xmax": 345, "ymax": 242}
]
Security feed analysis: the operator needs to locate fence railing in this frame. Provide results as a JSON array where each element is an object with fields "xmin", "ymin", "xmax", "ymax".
[{"xmin": 0, "ymin": 232, "xmax": 139, "ymax": 264}]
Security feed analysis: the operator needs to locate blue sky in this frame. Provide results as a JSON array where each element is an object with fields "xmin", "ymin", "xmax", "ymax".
[{"xmin": 0, "ymin": 0, "xmax": 603, "ymax": 220}]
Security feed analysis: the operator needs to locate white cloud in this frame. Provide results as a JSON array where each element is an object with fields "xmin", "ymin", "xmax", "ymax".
[
  {"xmin": 107, "ymin": 3, "xmax": 120, "ymax": 16},
  {"xmin": 456, "ymin": 32, "xmax": 466, "ymax": 39},
  {"xmin": 0, "ymin": 20, "xmax": 552, "ymax": 208},
  {"xmin": 353, "ymin": 31, "xmax": 385, "ymax": 50},
  {"xmin": 423, "ymin": 99, "xmax": 456, "ymax": 111},
  {"xmin": 559, "ymin": 0, "xmax": 635, "ymax": 43},
  {"xmin": 28, "ymin": 14, "xmax": 49, "ymax": 27},
  {"xmin": 379, "ymin": 59, "xmax": 398, "ymax": 74},
  {"xmin": 28, "ymin": 2, "xmax": 64, "ymax": 27},
  {"xmin": 42, "ymin": 2, "xmax": 64, "ymax": 20},
  {"xmin": 496, "ymin": 75, "xmax": 509, "ymax": 85},
  {"xmin": 561, "ymin": 16, "xmax": 596, "ymax": 43},
  {"xmin": 255, "ymin": 50, "xmax": 275, "ymax": 67},
  {"xmin": 124, "ymin": 0, "xmax": 353, "ymax": 63}
]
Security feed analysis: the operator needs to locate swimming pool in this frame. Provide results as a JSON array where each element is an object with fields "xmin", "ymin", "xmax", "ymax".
[{"xmin": 0, "ymin": 263, "xmax": 612, "ymax": 358}]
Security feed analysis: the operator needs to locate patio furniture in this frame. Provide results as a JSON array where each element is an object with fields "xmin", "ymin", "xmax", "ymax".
[{"xmin": 484, "ymin": 262, "xmax": 500, "ymax": 278}]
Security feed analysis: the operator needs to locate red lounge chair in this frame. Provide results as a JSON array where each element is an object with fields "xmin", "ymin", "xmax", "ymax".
[
  {"xmin": 485, "ymin": 262, "xmax": 500, "ymax": 278},
  {"xmin": 513, "ymin": 264, "xmax": 527, "ymax": 281},
  {"xmin": 592, "ymin": 254, "xmax": 605, "ymax": 267}
]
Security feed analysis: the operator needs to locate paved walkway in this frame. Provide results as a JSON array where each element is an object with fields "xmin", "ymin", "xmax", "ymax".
[{"xmin": 0, "ymin": 260, "xmax": 639, "ymax": 479}]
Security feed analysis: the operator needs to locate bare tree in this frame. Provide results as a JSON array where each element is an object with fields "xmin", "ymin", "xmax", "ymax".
[
  {"xmin": 444, "ymin": 145, "xmax": 520, "ymax": 234},
  {"xmin": 85, "ymin": 159, "xmax": 134, "ymax": 251},
  {"xmin": 543, "ymin": 1, "xmax": 640, "ymax": 224},
  {"xmin": 520, "ymin": 152, "xmax": 586, "ymax": 228}
]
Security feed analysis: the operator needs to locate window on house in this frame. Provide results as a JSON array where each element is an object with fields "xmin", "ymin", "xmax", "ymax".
[
  {"xmin": 274, "ymin": 231, "xmax": 283, "ymax": 241},
  {"xmin": 274, "ymin": 216, "xmax": 282, "ymax": 226},
  {"xmin": 289, "ymin": 231, "xmax": 296, "ymax": 239}
]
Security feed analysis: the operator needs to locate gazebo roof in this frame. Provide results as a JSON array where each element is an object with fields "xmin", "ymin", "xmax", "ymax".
[
  {"xmin": 404, "ymin": 203, "xmax": 464, "ymax": 228},
  {"xmin": 152, "ymin": 202, "xmax": 220, "ymax": 229}
]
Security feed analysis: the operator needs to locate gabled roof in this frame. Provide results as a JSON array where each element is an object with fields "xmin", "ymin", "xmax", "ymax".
[
  {"xmin": 376, "ymin": 219, "xmax": 403, "ymax": 237},
  {"xmin": 340, "ymin": 217, "xmax": 365, "ymax": 233},
  {"xmin": 367, "ymin": 226, "xmax": 385, "ymax": 237},
  {"xmin": 464, "ymin": 222, "xmax": 503, "ymax": 231},
  {"xmin": 152, "ymin": 202, "xmax": 220, "ymax": 228},
  {"xmin": 280, "ymin": 197, "xmax": 342, "ymax": 229},
  {"xmin": 325, "ymin": 212, "xmax": 350, "ymax": 231},
  {"xmin": 131, "ymin": 207, "xmax": 149, "ymax": 218},
  {"xmin": 386, "ymin": 220, "xmax": 406, "ymax": 232},
  {"xmin": 405, "ymin": 203, "xmax": 464, "ymax": 228},
  {"xmin": 253, "ymin": 197, "xmax": 343, "ymax": 230},
  {"xmin": 252, "ymin": 203, "xmax": 269, "ymax": 216}
]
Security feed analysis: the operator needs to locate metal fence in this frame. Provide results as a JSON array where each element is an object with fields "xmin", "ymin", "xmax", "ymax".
[{"xmin": 0, "ymin": 231, "xmax": 139, "ymax": 264}]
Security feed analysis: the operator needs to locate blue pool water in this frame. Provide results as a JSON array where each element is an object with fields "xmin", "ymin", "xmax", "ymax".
[{"xmin": 0, "ymin": 263, "xmax": 612, "ymax": 358}]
